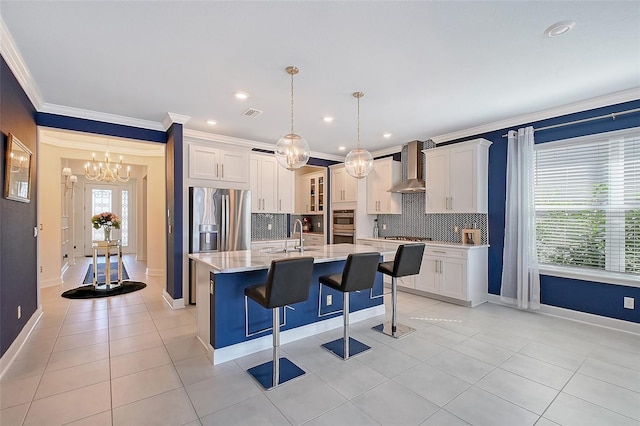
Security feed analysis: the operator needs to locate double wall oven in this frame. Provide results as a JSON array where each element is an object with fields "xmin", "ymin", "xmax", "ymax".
[{"xmin": 332, "ymin": 209, "xmax": 355, "ymax": 244}]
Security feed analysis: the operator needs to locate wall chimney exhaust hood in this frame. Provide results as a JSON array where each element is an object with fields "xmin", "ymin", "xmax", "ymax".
[{"xmin": 388, "ymin": 140, "xmax": 425, "ymax": 193}]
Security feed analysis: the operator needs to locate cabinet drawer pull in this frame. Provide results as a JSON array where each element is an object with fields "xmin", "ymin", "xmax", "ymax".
[{"xmin": 432, "ymin": 250, "xmax": 446, "ymax": 254}]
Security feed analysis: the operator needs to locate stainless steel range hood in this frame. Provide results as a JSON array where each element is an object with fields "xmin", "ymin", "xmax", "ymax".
[{"xmin": 388, "ymin": 140, "xmax": 425, "ymax": 193}]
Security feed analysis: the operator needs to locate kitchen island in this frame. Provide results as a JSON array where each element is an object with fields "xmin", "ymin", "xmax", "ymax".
[{"xmin": 189, "ymin": 243, "xmax": 395, "ymax": 364}]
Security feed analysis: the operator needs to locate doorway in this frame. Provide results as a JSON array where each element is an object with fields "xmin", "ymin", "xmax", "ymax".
[{"xmin": 83, "ymin": 182, "xmax": 136, "ymax": 256}]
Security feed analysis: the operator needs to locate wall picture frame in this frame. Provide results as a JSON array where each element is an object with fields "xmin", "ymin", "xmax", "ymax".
[{"xmin": 4, "ymin": 133, "xmax": 33, "ymax": 203}]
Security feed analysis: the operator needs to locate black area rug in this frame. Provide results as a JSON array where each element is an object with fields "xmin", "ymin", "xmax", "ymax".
[
  {"xmin": 83, "ymin": 262, "xmax": 129, "ymax": 285},
  {"xmin": 61, "ymin": 281, "xmax": 146, "ymax": 299}
]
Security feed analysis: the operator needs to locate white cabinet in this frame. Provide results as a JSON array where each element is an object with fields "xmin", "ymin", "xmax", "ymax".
[
  {"xmin": 250, "ymin": 154, "xmax": 277, "ymax": 213},
  {"xmin": 415, "ymin": 246, "xmax": 488, "ymax": 307},
  {"xmin": 331, "ymin": 165, "xmax": 358, "ymax": 203},
  {"xmin": 366, "ymin": 157, "xmax": 402, "ymax": 214},
  {"xmin": 189, "ymin": 144, "xmax": 249, "ymax": 183},
  {"xmin": 423, "ymin": 138, "xmax": 491, "ymax": 213},
  {"xmin": 277, "ymin": 166, "xmax": 295, "ymax": 213},
  {"xmin": 296, "ymin": 171, "xmax": 325, "ymax": 214},
  {"xmin": 295, "ymin": 233, "xmax": 325, "ymax": 246},
  {"xmin": 250, "ymin": 153, "xmax": 296, "ymax": 214}
]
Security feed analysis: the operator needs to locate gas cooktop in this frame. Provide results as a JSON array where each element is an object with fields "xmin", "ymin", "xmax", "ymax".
[{"xmin": 384, "ymin": 236, "xmax": 432, "ymax": 242}]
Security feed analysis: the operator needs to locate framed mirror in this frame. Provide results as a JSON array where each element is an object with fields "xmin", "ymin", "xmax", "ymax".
[{"xmin": 4, "ymin": 133, "xmax": 33, "ymax": 203}]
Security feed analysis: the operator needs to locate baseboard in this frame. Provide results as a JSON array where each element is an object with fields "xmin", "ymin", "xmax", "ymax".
[
  {"xmin": 487, "ymin": 294, "xmax": 640, "ymax": 335},
  {"xmin": 136, "ymin": 255, "xmax": 147, "ymax": 261},
  {"xmin": 211, "ymin": 305, "xmax": 385, "ymax": 365},
  {"xmin": 0, "ymin": 307, "xmax": 43, "ymax": 379},
  {"xmin": 146, "ymin": 267, "xmax": 163, "ymax": 276},
  {"xmin": 162, "ymin": 290, "xmax": 185, "ymax": 310}
]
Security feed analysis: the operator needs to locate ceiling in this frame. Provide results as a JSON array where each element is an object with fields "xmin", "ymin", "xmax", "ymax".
[{"xmin": 2, "ymin": 1, "xmax": 639, "ymax": 156}]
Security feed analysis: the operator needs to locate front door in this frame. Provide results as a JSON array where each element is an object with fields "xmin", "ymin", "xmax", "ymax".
[{"xmin": 84, "ymin": 183, "xmax": 135, "ymax": 255}]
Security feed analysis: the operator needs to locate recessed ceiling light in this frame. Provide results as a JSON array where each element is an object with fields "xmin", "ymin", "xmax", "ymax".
[
  {"xmin": 338, "ymin": 146, "xmax": 346, "ymax": 151},
  {"xmin": 234, "ymin": 91, "xmax": 249, "ymax": 100},
  {"xmin": 544, "ymin": 21, "xmax": 576, "ymax": 37},
  {"xmin": 206, "ymin": 119, "xmax": 217, "ymax": 126},
  {"xmin": 383, "ymin": 133, "xmax": 392, "ymax": 138},
  {"xmin": 323, "ymin": 116, "xmax": 334, "ymax": 123}
]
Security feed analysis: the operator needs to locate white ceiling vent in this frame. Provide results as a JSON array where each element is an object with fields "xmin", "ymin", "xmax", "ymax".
[{"xmin": 243, "ymin": 108, "xmax": 263, "ymax": 118}]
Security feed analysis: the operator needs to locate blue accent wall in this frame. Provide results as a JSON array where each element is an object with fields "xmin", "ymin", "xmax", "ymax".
[
  {"xmin": 165, "ymin": 123, "xmax": 184, "ymax": 299},
  {"xmin": 1, "ymin": 57, "xmax": 38, "ymax": 357},
  {"xmin": 450, "ymin": 99, "xmax": 640, "ymax": 323}
]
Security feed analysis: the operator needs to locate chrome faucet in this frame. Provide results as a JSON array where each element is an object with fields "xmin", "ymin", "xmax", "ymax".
[{"xmin": 292, "ymin": 219, "xmax": 304, "ymax": 251}]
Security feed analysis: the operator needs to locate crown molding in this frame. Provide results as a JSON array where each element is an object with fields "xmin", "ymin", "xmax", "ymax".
[
  {"xmin": 432, "ymin": 88, "xmax": 640, "ymax": 144},
  {"xmin": 184, "ymin": 129, "xmax": 344, "ymax": 161},
  {"xmin": 163, "ymin": 112, "xmax": 191, "ymax": 130},
  {"xmin": 39, "ymin": 103, "xmax": 165, "ymax": 131},
  {"xmin": 0, "ymin": 17, "xmax": 45, "ymax": 109},
  {"xmin": 372, "ymin": 144, "xmax": 402, "ymax": 158}
]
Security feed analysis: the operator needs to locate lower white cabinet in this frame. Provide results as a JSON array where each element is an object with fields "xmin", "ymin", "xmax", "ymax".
[
  {"xmin": 294, "ymin": 233, "xmax": 325, "ymax": 246},
  {"xmin": 416, "ymin": 246, "xmax": 487, "ymax": 306}
]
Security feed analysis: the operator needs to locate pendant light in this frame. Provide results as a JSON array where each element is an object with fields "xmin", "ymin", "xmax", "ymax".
[
  {"xmin": 275, "ymin": 66, "xmax": 310, "ymax": 170},
  {"xmin": 345, "ymin": 92, "xmax": 373, "ymax": 179}
]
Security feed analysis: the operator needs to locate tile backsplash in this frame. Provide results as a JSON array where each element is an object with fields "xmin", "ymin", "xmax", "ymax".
[
  {"xmin": 251, "ymin": 213, "xmax": 288, "ymax": 240},
  {"xmin": 376, "ymin": 192, "xmax": 488, "ymax": 244},
  {"xmin": 251, "ymin": 213, "xmax": 325, "ymax": 240}
]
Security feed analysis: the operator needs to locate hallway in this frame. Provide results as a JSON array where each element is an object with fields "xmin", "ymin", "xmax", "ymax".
[{"xmin": 1, "ymin": 256, "xmax": 639, "ymax": 425}]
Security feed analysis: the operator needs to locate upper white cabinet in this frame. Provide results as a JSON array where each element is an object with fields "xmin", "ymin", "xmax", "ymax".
[
  {"xmin": 250, "ymin": 153, "xmax": 295, "ymax": 214},
  {"xmin": 366, "ymin": 157, "xmax": 402, "ymax": 214},
  {"xmin": 331, "ymin": 165, "xmax": 358, "ymax": 203},
  {"xmin": 423, "ymin": 138, "xmax": 491, "ymax": 213},
  {"xmin": 189, "ymin": 144, "xmax": 249, "ymax": 183},
  {"xmin": 277, "ymin": 164, "xmax": 295, "ymax": 213}
]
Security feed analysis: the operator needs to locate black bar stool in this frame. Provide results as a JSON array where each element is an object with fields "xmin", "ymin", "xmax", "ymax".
[
  {"xmin": 319, "ymin": 252, "xmax": 381, "ymax": 360},
  {"xmin": 244, "ymin": 256, "xmax": 314, "ymax": 389},
  {"xmin": 373, "ymin": 243, "xmax": 425, "ymax": 338}
]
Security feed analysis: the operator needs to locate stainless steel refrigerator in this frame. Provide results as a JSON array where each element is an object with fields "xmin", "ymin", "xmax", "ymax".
[{"xmin": 189, "ymin": 187, "xmax": 251, "ymax": 303}]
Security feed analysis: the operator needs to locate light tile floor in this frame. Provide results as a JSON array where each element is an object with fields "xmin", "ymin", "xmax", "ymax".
[{"xmin": 1, "ymin": 256, "xmax": 639, "ymax": 425}]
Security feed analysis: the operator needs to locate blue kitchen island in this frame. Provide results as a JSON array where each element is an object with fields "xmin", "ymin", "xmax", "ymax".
[{"xmin": 189, "ymin": 243, "xmax": 394, "ymax": 364}]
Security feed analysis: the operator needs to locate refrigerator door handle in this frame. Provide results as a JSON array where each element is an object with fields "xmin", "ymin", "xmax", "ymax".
[{"xmin": 223, "ymin": 194, "xmax": 231, "ymax": 251}]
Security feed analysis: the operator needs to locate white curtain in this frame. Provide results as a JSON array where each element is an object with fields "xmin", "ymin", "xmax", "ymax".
[{"xmin": 501, "ymin": 126, "xmax": 540, "ymax": 309}]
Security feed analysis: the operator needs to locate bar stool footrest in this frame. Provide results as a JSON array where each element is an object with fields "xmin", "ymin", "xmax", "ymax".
[
  {"xmin": 322, "ymin": 337, "xmax": 371, "ymax": 360},
  {"xmin": 247, "ymin": 357, "xmax": 305, "ymax": 390},
  {"xmin": 372, "ymin": 322, "xmax": 415, "ymax": 339}
]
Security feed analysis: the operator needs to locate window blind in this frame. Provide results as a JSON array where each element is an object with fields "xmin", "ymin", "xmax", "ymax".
[{"xmin": 534, "ymin": 128, "xmax": 640, "ymax": 276}]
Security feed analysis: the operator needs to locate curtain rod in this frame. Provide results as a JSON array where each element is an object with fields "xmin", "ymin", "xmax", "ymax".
[{"xmin": 501, "ymin": 107, "xmax": 640, "ymax": 138}]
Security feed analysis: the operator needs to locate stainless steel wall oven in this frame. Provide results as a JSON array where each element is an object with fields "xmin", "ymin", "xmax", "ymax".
[{"xmin": 332, "ymin": 210, "xmax": 355, "ymax": 244}]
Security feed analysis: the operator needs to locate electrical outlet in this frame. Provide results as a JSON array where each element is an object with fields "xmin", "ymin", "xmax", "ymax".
[
  {"xmin": 17, "ymin": 305, "xmax": 21, "ymax": 319},
  {"xmin": 327, "ymin": 295, "xmax": 332, "ymax": 306},
  {"xmin": 267, "ymin": 223, "xmax": 272, "ymax": 230},
  {"xmin": 382, "ymin": 224, "xmax": 387, "ymax": 230},
  {"xmin": 623, "ymin": 297, "xmax": 635, "ymax": 309}
]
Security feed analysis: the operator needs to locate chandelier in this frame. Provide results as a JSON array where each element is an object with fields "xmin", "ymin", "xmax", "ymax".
[
  {"xmin": 275, "ymin": 66, "xmax": 311, "ymax": 170},
  {"xmin": 345, "ymin": 92, "xmax": 374, "ymax": 179},
  {"xmin": 85, "ymin": 150, "xmax": 130, "ymax": 183}
]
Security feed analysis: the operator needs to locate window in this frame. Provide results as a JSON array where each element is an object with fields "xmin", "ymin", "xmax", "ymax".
[{"xmin": 534, "ymin": 127, "xmax": 640, "ymax": 282}]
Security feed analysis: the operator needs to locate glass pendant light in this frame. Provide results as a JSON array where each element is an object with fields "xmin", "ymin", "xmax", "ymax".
[
  {"xmin": 275, "ymin": 66, "xmax": 310, "ymax": 170},
  {"xmin": 345, "ymin": 92, "xmax": 373, "ymax": 179}
]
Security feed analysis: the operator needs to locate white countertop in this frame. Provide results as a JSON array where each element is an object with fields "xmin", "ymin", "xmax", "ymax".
[
  {"xmin": 357, "ymin": 237, "xmax": 490, "ymax": 250},
  {"xmin": 189, "ymin": 243, "xmax": 397, "ymax": 274}
]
